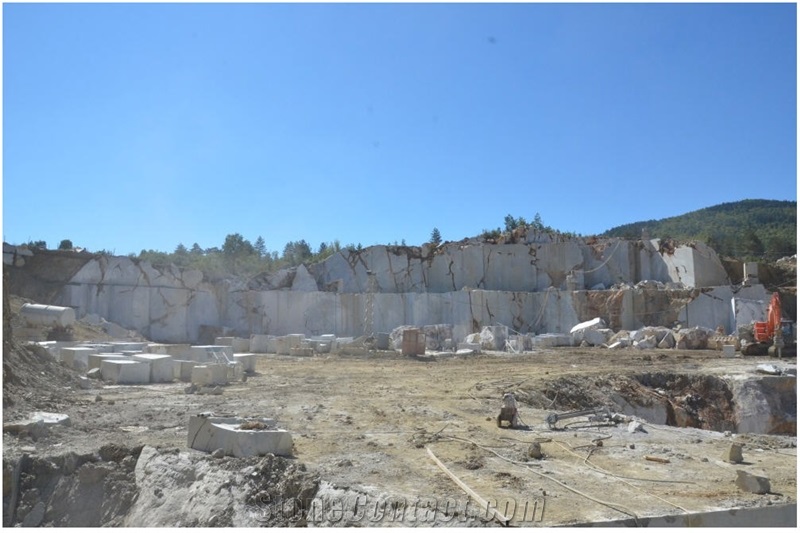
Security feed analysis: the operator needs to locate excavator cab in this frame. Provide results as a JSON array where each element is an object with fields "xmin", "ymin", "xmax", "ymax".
[{"xmin": 752, "ymin": 293, "xmax": 796, "ymax": 358}]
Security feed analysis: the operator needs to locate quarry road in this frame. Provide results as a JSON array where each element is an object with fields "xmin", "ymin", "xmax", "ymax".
[{"xmin": 4, "ymin": 348, "xmax": 796, "ymax": 526}]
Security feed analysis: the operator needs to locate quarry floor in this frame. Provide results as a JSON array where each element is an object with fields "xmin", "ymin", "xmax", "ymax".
[{"xmin": 3, "ymin": 347, "xmax": 797, "ymax": 526}]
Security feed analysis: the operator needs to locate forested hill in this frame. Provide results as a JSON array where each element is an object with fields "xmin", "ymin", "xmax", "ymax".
[{"xmin": 602, "ymin": 199, "xmax": 796, "ymax": 261}]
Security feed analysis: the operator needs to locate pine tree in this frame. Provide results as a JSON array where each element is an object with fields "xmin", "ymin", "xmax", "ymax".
[{"xmin": 430, "ymin": 227, "xmax": 442, "ymax": 245}]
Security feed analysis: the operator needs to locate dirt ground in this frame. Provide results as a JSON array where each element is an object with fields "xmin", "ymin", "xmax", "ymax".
[{"xmin": 4, "ymin": 329, "xmax": 797, "ymax": 526}]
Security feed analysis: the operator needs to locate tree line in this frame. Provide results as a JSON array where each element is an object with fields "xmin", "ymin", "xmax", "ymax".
[{"xmin": 602, "ymin": 199, "xmax": 796, "ymax": 262}]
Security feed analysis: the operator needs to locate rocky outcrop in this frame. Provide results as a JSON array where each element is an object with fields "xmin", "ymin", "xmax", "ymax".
[{"xmin": 5, "ymin": 239, "xmax": 757, "ymax": 344}]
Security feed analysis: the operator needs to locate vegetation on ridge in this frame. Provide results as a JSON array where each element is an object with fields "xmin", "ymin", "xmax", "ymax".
[
  {"xmin": 602, "ymin": 199, "xmax": 796, "ymax": 262},
  {"xmin": 16, "ymin": 200, "xmax": 795, "ymax": 279}
]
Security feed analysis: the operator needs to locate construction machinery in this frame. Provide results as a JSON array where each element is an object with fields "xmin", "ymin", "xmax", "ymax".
[
  {"xmin": 545, "ymin": 406, "xmax": 623, "ymax": 430},
  {"xmin": 744, "ymin": 292, "xmax": 796, "ymax": 358}
]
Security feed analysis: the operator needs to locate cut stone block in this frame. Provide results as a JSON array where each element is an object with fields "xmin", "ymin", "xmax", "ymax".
[
  {"xmin": 314, "ymin": 340, "xmax": 332, "ymax": 354},
  {"xmin": 233, "ymin": 354, "xmax": 256, "ymax": 374},
  {"xmin": 290, "ymin": 346, "xmax": 314, "ymax": 357},
  {"xmin": 146, "ymin": 343, "xmax": 171, "ymax": 354},
  {"xmin": 132, "ymin": 354, "xmax": 175, "ymax": 383},
  {"xmin": 249, "ymin": 334, "xmax": 274, "ymax": 354},
  {"xmin": 3, "ymin": 412, "xmax": 71, "ymax": 440},
  {"xmin": 60, "ymin": 347, "xmax": 98, "ymax": 370},
  {"xmin": 532, "ymin": 334, "xmax": 573, "ymax": 348},
  {"xmin": 189, "ymin": 345, "xmax": 233, "ymax": 363},
  {"xmin": 375, "ymin": 332, "xmax": 390, "ymax": 350},
  {"xmin": 108, "ymin": 342, "xmax": 148, "ymax": 352},
  {"xmin": 402, "ymin": 329, "xmax": 425, "ymax": 356},
  {"xmin": 78, "ymin": 343, "xmax": 113, "ymax": 352},
  {"xmin": 231, "ymin": 337, "xmax": 250, "ymax": 353},
  {"xmin": 214, "ymin": 337, "xmax": 251, "ymax": 353},
  {"xmin": 457, "ymin": 342, "xmax": 481, "ymax": 354},
  {"xmin": 175, "ymin": 360, "xmax": 200, "ymax": 382},
  {"xmin": 191, "ymin": 364, "xmax": 228, "ymax": 387},
  {"xmin": 87, "ymin": 353, "xmax": 126, "ymax": 371},
  {"xmin": 287, "ymin": 334, "xmax": 305, "ymax": 349},
  {"xmin": 187, "ymin": 415, "xmax": 293, "ymax": 457},
  {"xmin": 101, "ymin": 360, "xmax": 151, "ymax": 384}
]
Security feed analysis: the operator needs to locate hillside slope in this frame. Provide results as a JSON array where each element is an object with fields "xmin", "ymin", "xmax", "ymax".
[{"xmin": 602, "ymin": 199, "xmax": 796, "ymax": 261}]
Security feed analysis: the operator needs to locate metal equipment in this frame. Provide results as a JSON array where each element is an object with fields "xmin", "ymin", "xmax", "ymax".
[
  {"xmin": 746, "ymin": 292, "xmax": 796, "ymax": 358},
  {"xmin": 545, "ymin": 406, "xmax": 615, "ymax": 429}
]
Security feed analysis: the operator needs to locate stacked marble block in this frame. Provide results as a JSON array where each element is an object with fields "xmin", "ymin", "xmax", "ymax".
[
  {"xmin": 60, "ymin": 347, "xmax": 98, "ymax": 371},
  {"xmin": 132, "ymin": 354, "xmax": 175, "ymax": 382},
  {"xmin": 101, "ymin": 359, "xmax": 151, "ymax": 384}
]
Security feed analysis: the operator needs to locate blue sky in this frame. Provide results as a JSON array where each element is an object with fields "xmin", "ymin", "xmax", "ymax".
[{"xmin": 3, "ymin": 3, "xmax": 796, "ymax": 256}]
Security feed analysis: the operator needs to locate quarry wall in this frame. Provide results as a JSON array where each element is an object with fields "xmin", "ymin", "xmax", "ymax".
[{"xmin": 4, "ymin": 238, "xmax": 760, "ymax": 344}]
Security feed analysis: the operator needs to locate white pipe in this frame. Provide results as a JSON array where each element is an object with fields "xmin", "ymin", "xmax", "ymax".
[{"xmin": 20, "ymin": 303, "xmax": 76, "ymax": 328}]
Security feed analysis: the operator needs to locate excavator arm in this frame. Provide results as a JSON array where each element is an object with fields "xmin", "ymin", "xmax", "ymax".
[{"xmin": 754, "ymin": 292, "xmax": 782, "ymax": 343}]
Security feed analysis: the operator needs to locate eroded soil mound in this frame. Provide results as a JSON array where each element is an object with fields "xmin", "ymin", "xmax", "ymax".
[{"xmin": 518, "ymin": 372, "xmax": 737, "ymax": 432}]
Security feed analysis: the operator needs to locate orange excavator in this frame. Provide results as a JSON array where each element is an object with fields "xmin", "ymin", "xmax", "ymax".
[{"xmin": 750, "ymin": 292, "xmax": 796, "ymax": 358}]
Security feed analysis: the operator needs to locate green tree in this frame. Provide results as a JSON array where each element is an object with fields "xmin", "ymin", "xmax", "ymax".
[
  {"xmin": 282, "ymin": 240, "xmax": 312, "ymax": 266},
  {"xmin": 741, "ymin": 230, "xmax": 765, "ymax": 259},
  {"xmin": 58, "ymin": 239, "xmax": 73, "ymax": 250},
  {"xmin": 254, "ymin": 236, "xmax": 267, "ymax": 258},
  {"xmin": 222, "ymin": 233, "xmax": 255, "ymax": 258},
  {"xmin": 26, "ymin": 240, "xmax": 47, "ymax": 250},
  {"xmin": 503, "ymin": 214, "xmax": 518, "ymax": 232},
  {"xmin": 174, "ymin": 243, "xmax": 189, "ymax": 266},
  {"xmin": 430, "ymin": 227, "xmax": 442, "ymax": 245}
]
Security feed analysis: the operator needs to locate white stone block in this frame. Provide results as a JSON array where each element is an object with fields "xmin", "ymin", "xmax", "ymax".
[
  {"xmin": 231, "ymin": 338, "xmax": 250, "ymax": 353},
  {"xmin": 249, "ymin": 334, "xmax": 273, "ymax": 353},
  {"xmin": 108, "ymin": 342, "xmax": 148, "ymax": 352},
  {"xmin": 132, "ymin": 353, "xmax": 175, "ymax": 383},
  {"xmin": 174, "ymin": 360, "xmax": 200, "ymax": 382},
  {"xmin": 457, "ymin": 342, "xmax": 481, "ymax": 353},
  {"xmin": 189, "ymin": 345, "xmax": 233, "ymax": 362},
  {"xmin": 60, "ymin": 347, "xmax": 98, "ymax": 370},
  {"xmin": 233, "ymin": 354, "xmax": 256, "ymax": 374},
  {"xmin": 146, "ymin": 343, "xmax": 171, "ymax": 354},
  {"xmin": 87, "ymin": 353, "xmax": 126, "ymax": 371},
  {"xmin": 532, "ymin": 333, "xmax": 573, "ymax": 348},
  {"xmin": 187, "ymin": 415, "xmax": 293, "ymax": 457},
  {"xmin": 191, "ymin": 364, "xmax": 228, "ymax": 386},
  {"xmin": 583, "ymin": 328, "xmax": 612, "ymax": 346},
  {"xmin": 101, "ymin": 360, "xmax": 150, "ymax": 384}
]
